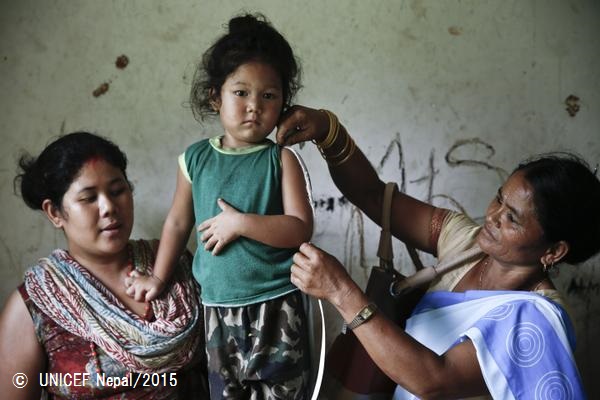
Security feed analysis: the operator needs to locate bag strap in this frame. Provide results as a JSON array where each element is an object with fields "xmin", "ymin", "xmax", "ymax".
[
  {"xmin": 391, "ymin": 245, "xmax": 483, "ymax": 296},
  {"xmin": 377, "ymin": 182, "xmax": 397, "ymax": 271},
  {"xmin": 375, "ymin": 181, "xmax": 483, "ymax": 295}
]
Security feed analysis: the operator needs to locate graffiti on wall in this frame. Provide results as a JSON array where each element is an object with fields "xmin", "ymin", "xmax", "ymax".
[{"xmin": 312, "ymin": 133, "xmax": 509, "ymax": 276}]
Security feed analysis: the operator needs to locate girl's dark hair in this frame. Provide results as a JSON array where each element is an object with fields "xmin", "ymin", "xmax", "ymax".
[
  {"xmin": 514, "ymin": 152, "xmax": 600, "ymax": 264},
  {"xmin": 14, "ymin": 131, "xmax": 129, "ymax": 211},
  {"xmin": 190, "ymin": 13, "xmax": 301, "ymax": 121}
]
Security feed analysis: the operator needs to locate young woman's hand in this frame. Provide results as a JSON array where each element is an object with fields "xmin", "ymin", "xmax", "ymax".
[
  {"xmin": 198, "ymin": 198, "xmax": 243, "ymax": 255},
  {"xmin": 276, "ymin": 105, "xmax": 330, "ymax": 147}
]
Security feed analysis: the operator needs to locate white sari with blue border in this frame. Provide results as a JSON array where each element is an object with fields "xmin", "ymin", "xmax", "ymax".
[{"xmin": 393, "ymin": 290, "xmax": 585, "ymax": 399}]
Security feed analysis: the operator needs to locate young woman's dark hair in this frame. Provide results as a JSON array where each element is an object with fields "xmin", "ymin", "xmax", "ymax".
[
  {"xmin": 14, "ymin": 131, "xmax": 129, "ymax": 211},
  {"xmin": 515, "ymin": 152, "xmax": 600, "ymax": 264},
  {"xmin": 190, "ymin": 12, "xmax": 301, "ymax": 121}
]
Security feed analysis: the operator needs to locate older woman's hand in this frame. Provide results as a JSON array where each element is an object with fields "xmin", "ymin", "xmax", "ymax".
[
  {"xmin": 276, "ymin": 105, "xmax": 330, "ymax": 147},
  {"xmin": 291, "ymin": 242, "xmax": 358, "ymax": 307}
]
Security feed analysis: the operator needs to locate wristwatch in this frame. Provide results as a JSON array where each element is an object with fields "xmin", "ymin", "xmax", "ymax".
[{"xmin": 346, "ymin": 303, "xmax": 378, "ymax": 331}]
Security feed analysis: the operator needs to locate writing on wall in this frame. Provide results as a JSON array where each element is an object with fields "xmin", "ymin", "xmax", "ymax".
[{"xmin": 312, "ymin": 134, "xmax": 509, "ymax": 276}]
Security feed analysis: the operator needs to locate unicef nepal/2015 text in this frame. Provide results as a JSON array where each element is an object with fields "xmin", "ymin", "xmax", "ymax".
[{"xmin": 38, "ymin": 372, "xmax": 178, "ymax": 388}]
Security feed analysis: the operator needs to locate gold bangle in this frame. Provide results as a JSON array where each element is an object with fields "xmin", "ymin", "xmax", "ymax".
[
  {"xmin": 314, "ymin": 109, "xmax": 339, "ymax": 149},
  {"xmin": 314, "ymin": 109, "xmax": 336, "ymax": 147},
  {"xmin": 328, "ymin": 137, "xmax": 356, "ymax": 167},
  {"xmin": 325, "ymin": 129, "xmax": 352, "ymax": 160}
]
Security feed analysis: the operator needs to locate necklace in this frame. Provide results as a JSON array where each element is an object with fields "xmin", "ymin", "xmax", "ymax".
[
  {"xmin": 478, "ymin": 257, "xmax": 490, "ymax": 289},
  {"xmin": 90, "ymin": 342, "xmax": 102, "ymax": 375},
  {"xmin": 531, "ymin": 275, "xmax": 547, "ymax": 292},
  {"xmin": 479, "ymin": 256, "xmax": 547, "ymax": 291}
]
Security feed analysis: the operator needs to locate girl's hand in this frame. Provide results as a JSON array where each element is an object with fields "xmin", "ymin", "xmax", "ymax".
[
  {"xmin": 276, "ymin": 105, "xmax": 330, "ymax": 147},
  {"xmin": 125, "ymin": 271, "xmax": 165, "ymax": 302},
  {"xmin": 198, "ymin": 198, "xmax": 242, "ymax": 255},
  {"xmin": 290, "ymin": 242, "xmax": 356, "ymax": 307}
]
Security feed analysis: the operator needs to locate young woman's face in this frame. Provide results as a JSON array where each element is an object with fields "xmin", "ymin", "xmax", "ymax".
[
  {"xmin": 215, "ymin": 61, "xmax": 284, "ymax": 148},
  {"xmin": 477, "ymin": 170, "xmax": 550, "ymax": 267},
  {"xmin": 50, "ymin": 159, "xmax": 133, "ymax": 262}
]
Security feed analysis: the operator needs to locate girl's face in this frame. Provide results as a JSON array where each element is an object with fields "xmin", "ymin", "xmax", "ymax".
[
  {"xmin": 46, "ymin": 158, "xmax": 133, "ymax": 263},
  {"xmin": 476, "ymin": 170, "xmax": 550, "ymax": 267},
  {"xmin": 214, "ymin": 61, "xmax": 283, "ymax": 148}
]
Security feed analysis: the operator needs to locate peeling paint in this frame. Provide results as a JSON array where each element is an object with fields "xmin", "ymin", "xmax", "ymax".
[
  {"xmin": 116, "ymin": 54, "xmax": 129, "ymax": 69},
  {"xmin": 448, "ymin": 26, "xmax": 463, "ymax": 36},
  {"xmin": 92, "ymin": 82, "xmax": 109, "ymax": 97},
  {"xmin": 565, "ymin": 94, "xmax": 580, "ymax": 117}
]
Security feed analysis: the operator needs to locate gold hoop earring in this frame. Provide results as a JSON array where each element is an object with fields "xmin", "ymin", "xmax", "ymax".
[
  {"xmin": 543, "ymin": 261, "xmax": 558, "ymax": 277},
  {"xmin": 548, "ymin": 261, "xmax": 559, "ymax": 278}
]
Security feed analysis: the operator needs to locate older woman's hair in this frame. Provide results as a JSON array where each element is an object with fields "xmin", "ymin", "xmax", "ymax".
[
  {"xmin": 14, "ymin": 131, "xmax": 129, "ymax": 211},
  {"xmin": 515, "ymin": 152, "xmax": 600, "ymax": 264}
]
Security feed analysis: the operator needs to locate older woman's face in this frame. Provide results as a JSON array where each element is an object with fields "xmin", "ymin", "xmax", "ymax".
[
  {"xmin": 53, "ymin": 159, "xmax": 133, "ymax": 262},
  {"xmin": 477, "ymin": 170, "xmax": 549, "ymax": 267}
]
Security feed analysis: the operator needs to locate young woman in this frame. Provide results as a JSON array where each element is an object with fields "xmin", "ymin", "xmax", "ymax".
[{"xmin": 0, "ymin": 132, "xmax": 207, "ymax": 399}]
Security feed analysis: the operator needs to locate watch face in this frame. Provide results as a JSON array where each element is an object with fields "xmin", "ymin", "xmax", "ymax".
[
  {"xmin": 360, "ymin": 305, "xmax": 374, "ymax": 319},
  {"xmin": 347, "ymin": 303, "xmax": 377, "ymax": 331}
]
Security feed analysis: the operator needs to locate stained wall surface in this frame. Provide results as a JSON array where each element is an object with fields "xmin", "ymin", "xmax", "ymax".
[{"xmin": 1, "ymin": 0, "xmax": 599, "ymax": 396}]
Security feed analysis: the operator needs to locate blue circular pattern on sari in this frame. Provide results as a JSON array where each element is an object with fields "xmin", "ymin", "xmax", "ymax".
[
  {"xmin": 534, "ymin": 371, "xmax": 573, "ymax": 400},
  {"xmin": 506, "ymin": 322, "xmax": 545, "ymax": 367},
  {"xmin": 483, "ymin": 303, "xmax": 514, "ymax": 320}
]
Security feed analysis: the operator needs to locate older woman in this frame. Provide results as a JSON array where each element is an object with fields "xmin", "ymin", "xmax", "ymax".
[
  {"xmin": 0, "ymin": 132, "xmax": 208, "ymax": 399},
  {"xmin": 276, "ymin": 106, "xmax": 600, "ymax": 399}
]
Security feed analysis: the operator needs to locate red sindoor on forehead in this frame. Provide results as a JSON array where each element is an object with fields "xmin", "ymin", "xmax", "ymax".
[{"xmin": 85, "ymin": 155, "xmax": 104, "ymax": 166}]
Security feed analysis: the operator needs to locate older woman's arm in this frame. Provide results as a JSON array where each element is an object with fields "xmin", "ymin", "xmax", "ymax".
[
  {"xmin": 277, "ymin": 106, "xmax": 437, "ymax": 253},
  {"xmin": 291, "ymin": 243, "xmax": 489, "ymax": 399},
  {"xmin": 0, "ymin": 290, "xmax": 45, "ymax": 400}
]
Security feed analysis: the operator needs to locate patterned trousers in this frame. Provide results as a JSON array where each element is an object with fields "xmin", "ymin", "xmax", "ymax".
[{"xmin": 204, "ymin": 291, "xmax": 310, "ymax": 400}]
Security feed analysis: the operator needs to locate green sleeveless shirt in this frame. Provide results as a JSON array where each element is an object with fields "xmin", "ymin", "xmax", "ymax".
[{"xmin": 182, "ymin": 137, "xmax": 297, "ymax": 306}]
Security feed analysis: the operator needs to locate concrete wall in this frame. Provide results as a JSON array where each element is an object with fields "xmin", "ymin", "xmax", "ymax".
[{"xmin": 1, "ymin": 0, "xmax": 599, "ymax": 396}]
